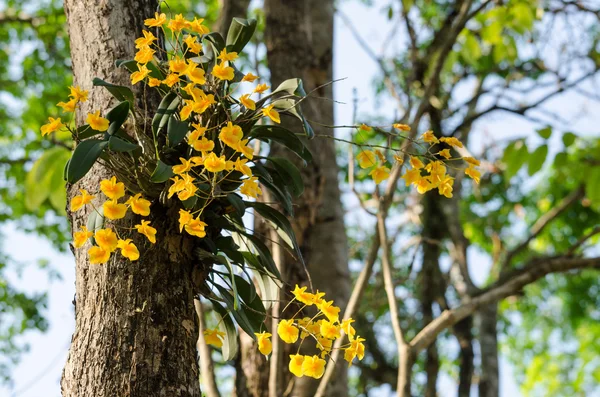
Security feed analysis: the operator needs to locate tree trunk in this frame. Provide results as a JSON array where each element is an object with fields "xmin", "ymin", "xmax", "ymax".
[
  {"xmin": 61, "ymin": 2, "xmax": 200, "ymax": 396},
  {"xmin": 478, "ymin": 304, "xmax": 499, "ymax": 397},
  {"xmin": 418, "ymin": 191, "xmax": 447, "ymax": 397},
  {"xmin": 235, "ymin": 1, "xmax": 350, "ymax": 396}
]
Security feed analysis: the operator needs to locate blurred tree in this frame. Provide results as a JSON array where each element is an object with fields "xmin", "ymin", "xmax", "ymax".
[
  {"xmin": 0, "ymin": 0, "xmax": 69, "ymax": 383},
  {"xmin": 321, "ymin": 0, "xmax": 600, "ymax": 396}
]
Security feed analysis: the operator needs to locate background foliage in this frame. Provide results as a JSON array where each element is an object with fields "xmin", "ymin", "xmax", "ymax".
[{"xmin": 1, "ymin": 0, "xmax": 600, "ymax": 395}]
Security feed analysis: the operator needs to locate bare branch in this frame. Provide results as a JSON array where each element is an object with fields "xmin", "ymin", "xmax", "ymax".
[{"xmin": 451, "ymin": 69, "xmax": 600, "ymax": 135}]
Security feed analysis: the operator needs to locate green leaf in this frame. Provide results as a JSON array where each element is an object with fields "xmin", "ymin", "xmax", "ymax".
[
  {"xmin": 463, "ymin": 33, "xmax": 481, "ymax": 65},
  {"xmin": 25, "ymin": 147, "xmax": 70, "ymax": 211},
  {"xmin": 227, "ymin": 193, "xmax": 246, "ymax": 217},
  {"xmin": 152, "ymin": 92, "xmax": 180, "ymax": 137},
  {"xmin": 231, "ymin": 226, "xmax": 281, "ymax": 279},
  {"xmin": 167, "ymin": 117, "xmax": 189, "ymax": 146},
  {"xmin": 247, "ymin": 201, "xmax": 305, "ymax": 270},
  {"xmin": 249, "ymin": 125, "xmax": 312, "ymax": 162},
  {"xmin": 108, "ymin": 135, "xmax": 139, "ymax": 152},
  {"xmin": 234, "ymin": 275, "xmax": 266, "ymax": 324},
  {"xmin": 77, "ymin": 124, "xmax": 103, "ymax": 140},
  {"xmin": 503, "ymin": 139, "xmax": 529, "ymax": 181},
  {"xmin": 214, "ymin": 284, "xmax": 261, "ymax": 338},
  {"xmin": 252, "ymin": 165, "xmax": 293, "ymax": 215},
  {"xmin": 226, "ymin": 18, "xmax": 257, "ymax": 53},
  {"xmin": 527, "ymin": 144, "xmax": 548, "ymax": 176},
  {"xmin": 271, "ymin": 98, "xmax": 315, "ymax": 139},
  {"xmin": 586, "ymin": 168, "xmax": 600, "ymax": 204},
  {"xmin": 510, "ymin": 3, "xmax": 534, "ymax": 32},
  {"xmin": 554, "ymin": 152, "xmax": 568, "ymax": 168},
  {"xmin": 210, "ymin": 300, "xmax": 239, "ymax": 361},
  {"xmin": 562, "ymin": 132, "xmax": 576, "ymax": 147},
  {"xmin": 267, "ymin": 157, "xmax": 304, "ymax": 196},
  {"xmin": 92, "ymin": 77, "xmax": 134, "ymax": 103},
  {"xmin": 482, "ymin": 21, "xmax": 503, "ymax": 45},
  {"xmin": 219, "ymin": 256, "xmax": 239, "ymax": 310},
  {"xmin": 47, "ymin": 150, "xmax": 71, "ymax": 213},
  {"xmin": 66, "ymin": 139, "xmax": 109, "ymax": 183},
  {"xmin": 204, "ymin": 32, "xmax": 226, "ymax": 52},
  {"xmin": 537, "ymin": 126, "xmax": 552, "ymax": 140},
  {"xmin": 150, "ymin": 160, "xmax": 174, "ymax": 183},
  {"xmin": 106, "ymin": 101, "xmax": 130, "ymax": 136}
]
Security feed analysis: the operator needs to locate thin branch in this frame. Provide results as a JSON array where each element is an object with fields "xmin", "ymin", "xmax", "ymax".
[
  {"xmin": 567, "ymin": 226, "xmax": 600, "ymax": 255},
  {"xmin": 410, "ymin": 256, "xmax": 600, "ymax": 353},
  {"xmin": 451, "ymin": 68, "xmax": 600, "ymax": 135},
  {"xmin": 503, "ymin": 186, "xmax": 584, "ymax": 269}
]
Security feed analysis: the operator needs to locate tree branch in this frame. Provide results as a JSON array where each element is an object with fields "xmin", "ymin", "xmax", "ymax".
[
  {"xmin": 409, "ymin": 256, "xmax": 600, "ymax": 353},
  {"xmin": 502, "ymin": 186, "xmax": 584, "ymax": 269}
]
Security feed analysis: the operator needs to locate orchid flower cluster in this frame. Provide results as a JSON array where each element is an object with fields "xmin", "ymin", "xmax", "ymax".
[
  {"xmin": 354, "ymin": 125, "xmax": 481, "ymax": 197},
  {"xmin": 202, "ymin": 285, "xmax": 364, "ymax": 380}
]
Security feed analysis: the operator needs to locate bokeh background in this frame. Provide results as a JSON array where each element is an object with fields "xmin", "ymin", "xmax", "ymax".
[{"xmin": 1, "ymin": 0, "xmax": 599, "ymax": 396}]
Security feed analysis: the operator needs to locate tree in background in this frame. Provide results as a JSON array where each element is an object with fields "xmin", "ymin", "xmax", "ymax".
[{"xmin": 328, "ymin": 0, "xmax": 600, "ymax": 396}]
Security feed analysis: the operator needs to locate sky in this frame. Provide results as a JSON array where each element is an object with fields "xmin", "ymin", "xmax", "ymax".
[{"xmin": 2, "ymin": 1, "xmax": 599, "ymax": 396}]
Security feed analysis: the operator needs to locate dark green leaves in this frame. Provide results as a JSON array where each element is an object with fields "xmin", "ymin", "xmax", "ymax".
[
  {"xmin": 152, "ymin": 92, "xmax": 180, "ymax": 137},
  {"xmin": 249, "ymin": 125, "xmax": 312, "ymax": 162},
  {"xmin": 226, "ymin": 18, "xmax": 257, "ymax": 53},
  {"xmin": 248, "ymin": 201, "xmax": 304, "ymax": 268},
  {"xmin": 267, "ymin": 157, "xmax": 304, "ymax": 196},
  {"xmin": 150, "ymin": 160, "xmax": 174, "ymax": 183},
  {"xmin": 167, "ymin": 117, "xmax": 188, "ymax": 146},
  {"xmin": 106, "ymin": 101, "xmax": 130, "ymax": 136},
  {"xmin": 65, "ymin": 139, "xmax": 108, "ymax": 183},
  {"xmin": 92, "ymin": 77, "xmax": 134, "ymax": 103},
  {"xmin": 108, "ymin": 136, "xmax": 139, "ymax": 152}
]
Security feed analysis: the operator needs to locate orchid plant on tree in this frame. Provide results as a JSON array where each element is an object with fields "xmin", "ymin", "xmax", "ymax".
[{"xmin": 40, "ymin": 12, "xmax": 479, "ymax": 379}]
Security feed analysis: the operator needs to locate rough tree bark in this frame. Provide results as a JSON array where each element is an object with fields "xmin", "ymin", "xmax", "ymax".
[
  {"xmin": 61, "ymin": 1, "xmax": 201, "ymax": 396},
  {"xmin": 235, "ymin": 1, "xmax": 350, "ymax": 396}
]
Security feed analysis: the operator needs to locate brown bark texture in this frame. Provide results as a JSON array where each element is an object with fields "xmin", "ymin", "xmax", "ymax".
[
  {"xmin": 236, "ymin": 1, "xmax": 351, "ymax": 396},
  {"xmin": 61, "ymin": 1, "xmax": 201, "ymax": 396}
]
